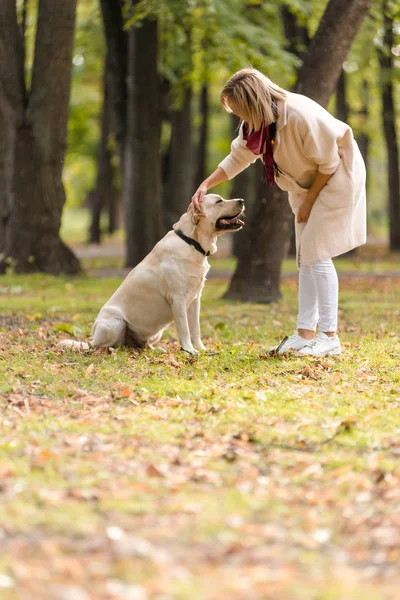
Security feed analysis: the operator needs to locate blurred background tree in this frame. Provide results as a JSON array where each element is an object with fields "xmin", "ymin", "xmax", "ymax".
[
  {"xmin": 0, "ymin": 0, "xmax": 81, "ymax": 274},
  {"xmin": 0, "ymin": 0, "xmax": 398, "ymax": 285}
]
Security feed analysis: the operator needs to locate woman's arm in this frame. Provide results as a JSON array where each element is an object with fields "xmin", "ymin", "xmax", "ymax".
[
  {"xmin": 190, "ymin": 167, "xmax": 228, "ymax": 213},
  {"xmin": 308, "ymin": 170, "xmax": 333, "ymax": 199},
  {"xmin": 297, "ymin": 170, "xmax": 333, "ymax": 223},
  {"xmin": 190, "ymin": 124, "xmax": 261, "ymax": 213}
]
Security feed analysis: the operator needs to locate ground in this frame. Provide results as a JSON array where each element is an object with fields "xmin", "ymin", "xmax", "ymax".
[{"xmin": 0, "ymin": 255, "xmax": 400, "ymax": 600}]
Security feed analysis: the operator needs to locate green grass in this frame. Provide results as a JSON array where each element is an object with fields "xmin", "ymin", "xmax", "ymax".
[{"xmin": 0, "ymin": 271, "xmax": 399, "ymax": 599}]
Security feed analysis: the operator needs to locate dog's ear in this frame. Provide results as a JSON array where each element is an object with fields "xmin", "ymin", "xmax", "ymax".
[{"xmin": 192, "ymin": 212, "xmax": 204, "ymax": 226}]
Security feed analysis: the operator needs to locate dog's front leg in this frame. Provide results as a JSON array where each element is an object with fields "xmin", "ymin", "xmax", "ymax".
[
  {"xmin": 188, "ymin": 294, "xmax": 206, "ymax": 351},
  {"xmin": 171, "ymin": 297, "xmax": 197, "ymax": 354}
]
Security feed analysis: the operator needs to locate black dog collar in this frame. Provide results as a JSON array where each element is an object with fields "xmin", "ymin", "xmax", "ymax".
[{"xmin": 174, "ymin": 229, "xmax": 210, "ymax": 257}]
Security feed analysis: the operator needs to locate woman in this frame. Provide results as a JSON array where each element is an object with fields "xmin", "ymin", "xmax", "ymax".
[{"xmin": 189, "ymin": 68, "xmax": 366, "ymax": 356}]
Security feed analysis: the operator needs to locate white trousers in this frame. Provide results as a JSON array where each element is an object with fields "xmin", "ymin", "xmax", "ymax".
[{"xmin": 297, "ymin": 259, "xmax": 338, "ymax": 332}]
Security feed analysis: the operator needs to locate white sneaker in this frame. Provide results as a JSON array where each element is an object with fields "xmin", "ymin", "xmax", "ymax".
[
  {"xmin": 269, "ymin": 331, "xmax": 312, "ymax": 354},
  {"xmin": 298, "ymin": 332, "xmax": 341, "ymax": 356}
]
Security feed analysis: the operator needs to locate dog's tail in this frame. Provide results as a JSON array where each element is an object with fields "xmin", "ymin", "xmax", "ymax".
[
  {"xmin": 56, "ymin": 339, "xmax": 91, "ymax": 351},
  {"xmin": 56, "ymin": 316, "xmax": 126, "ymax": 352},
  {"xmin": 91, "ymin": 316, "xmax": 126, "ymax": 348}
]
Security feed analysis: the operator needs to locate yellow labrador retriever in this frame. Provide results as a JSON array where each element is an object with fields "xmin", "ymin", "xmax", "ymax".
[{"xmin": 91, "ymin": 194, "xmax": 245, "ymax": 354}]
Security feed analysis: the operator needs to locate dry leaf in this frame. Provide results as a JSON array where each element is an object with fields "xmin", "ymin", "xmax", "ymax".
[
  {"xmin": 85, "ymin": 363, "xmax": 95, "ymax": 377},
  {"xmin": 145, "ymin": 464, "xmax": 164, "ymax": 478}
]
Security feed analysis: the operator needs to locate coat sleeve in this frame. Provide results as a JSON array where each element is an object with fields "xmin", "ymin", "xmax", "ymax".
[
  {"xmin": 298, "ymin": 110, "xmax": 343, "ymax": 175},
  {"xmin": 218, "ymin": 124, "xmax": 261, "ymax": 180}
]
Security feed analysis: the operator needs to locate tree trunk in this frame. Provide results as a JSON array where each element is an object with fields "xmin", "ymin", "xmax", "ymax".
[
  {"xmin": 356, "ymin": 79, "xmax": 369, "ymax": 178},
  {"xmin": 281, "ymin": 4, "xmax": 310, "ymax": 60},
  {"xmin": 336, "ymin": 69, "xmax": 350, "ymax": 123},
  {"xmin": 226, "ymin": 176, "xmax": 293, "ymax": 302},
  {"xmin": 124, "ymin": 13, "xmax": 163, "ymax": 267},
  {"xmin": 378, "ymin": 3, "xmax": 400, "ymax": 251},
  {"xmin": 294, "ymin": 0, "xmax": 373, "ymax": 106},
  {"xmin": 160, "ymin": 77, "xmax": 172, "ymax": 196},
  {"xmin": 164, "ymin": 87, "xmax": 193, "ymax": 228},
  {"xmin": 0, "ymin": 0, "xmax": 80, "ymax": 274},
  {"xmin": 224, "ymin": 0, "xmax": 373, "ymax": 302},
  {"xmin": 195, "ymin": 83, "xmax": 209, "ymax": 188},
  {"xmin": 231, "ymin": 164, "xmax": 258, "ymax": 258},
  {"xmin": 0, "ymin": 0, "xmax": 24, "ymax": 254},
  {"xmin": 88, "ymin": 55, "xmax": 115, "ymax": 244},
  {"xmin": 107, "ymin": 187, "xmax": 118, "ymax": 235},
  {"xmin": 99, "ymin": 0, "xmax": 127, "ymax": 165},
  {"xmin": 337, "ymin": 68, "xmax": 358, "ymax": 258}
]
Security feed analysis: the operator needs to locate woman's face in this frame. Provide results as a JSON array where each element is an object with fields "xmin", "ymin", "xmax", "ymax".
[
  {"xmin": 225, "ymin": 99, "xmax": 247, "ymax": 123},
  {"xmin": 232, "ymin": 110, "xmax": 248, "ymax": 123}
]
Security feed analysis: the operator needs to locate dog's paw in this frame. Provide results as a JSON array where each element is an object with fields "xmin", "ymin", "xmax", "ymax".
[
  {"xmin": 153, "ymin": 346, "xmax": 167, "ymax": 353},
  {"xmin": 180, "ymin": 346, "xmax": 198, "ymax": 355},
  {"xmin": 194, "ymin": 341, "xmax": 207, "ymax": 352}
]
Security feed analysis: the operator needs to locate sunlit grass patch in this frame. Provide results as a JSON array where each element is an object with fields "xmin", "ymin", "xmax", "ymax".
[{"xmin": 0, "ymin": 271, "xmax": 400, "ymax": 599}]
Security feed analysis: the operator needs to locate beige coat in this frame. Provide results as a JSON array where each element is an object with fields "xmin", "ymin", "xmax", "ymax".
[{"xmin": 219, "ymin": 91, "xmax": 367, "ymax": 266}]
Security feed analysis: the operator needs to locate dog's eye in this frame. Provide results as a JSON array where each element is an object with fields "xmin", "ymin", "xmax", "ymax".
[{"xmin": 216, "ymin": 199, "xmax": 223, "ymax": 204}]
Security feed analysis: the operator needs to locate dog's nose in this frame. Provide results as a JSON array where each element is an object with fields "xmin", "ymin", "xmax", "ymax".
[{"xmin": 238, "ymin": 199, "xmax": 245, "ymax": 206}]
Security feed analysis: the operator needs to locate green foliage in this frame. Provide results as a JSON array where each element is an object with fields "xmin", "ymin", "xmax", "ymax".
[
  {"xmin": 128, "ymin": 0, "xmax": 299, "ymax": 100},
  {"xmin": 63, "ymin": 0, "xmax": 303, "ymax": 206}
]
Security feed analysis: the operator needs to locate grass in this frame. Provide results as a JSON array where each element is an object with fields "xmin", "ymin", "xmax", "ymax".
[{"xmin": 0, "ymin": 268, "xmax": 400, "ymax": 599}]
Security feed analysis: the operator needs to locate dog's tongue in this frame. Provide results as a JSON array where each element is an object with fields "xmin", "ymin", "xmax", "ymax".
[{"xmin": 220, "ymin": 216, "xmax": 244, "ymax": 225}]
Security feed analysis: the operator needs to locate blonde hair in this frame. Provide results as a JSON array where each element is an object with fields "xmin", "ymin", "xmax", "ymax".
[{"xmin": 220, "ymin": 68, "xmax": 287, "ymax": 132}]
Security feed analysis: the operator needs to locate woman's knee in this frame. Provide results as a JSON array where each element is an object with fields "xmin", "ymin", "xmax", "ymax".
[{"xmin": 309, "ymin": 258, "xmax": 336, "ymax": 276}]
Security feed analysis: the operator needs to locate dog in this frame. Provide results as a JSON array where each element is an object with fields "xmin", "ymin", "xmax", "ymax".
[{"xmin": 91, "ymin": 194, "xmax": 245, "ymax": 354}]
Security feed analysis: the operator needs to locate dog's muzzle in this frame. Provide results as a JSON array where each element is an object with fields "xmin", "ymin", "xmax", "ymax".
[{"xmin": 216, "ymin": 200, "xmax": 245, "ymax": 231}]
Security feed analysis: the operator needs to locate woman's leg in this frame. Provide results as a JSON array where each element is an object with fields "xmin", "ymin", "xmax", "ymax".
[
  {"xmin": 297, "ymin": 263, "xmax": 319, "ymax": 339},
  {"xmin": 309, "ymin": 258, "xmax": 339, "ymax": 335},
  {"xmin": 298, "ymin": 258, "xmax": 341, "ymax": 355},
  {"xmin": 269, "ymin": 263, "xmax": 318, "ymax": 353}
]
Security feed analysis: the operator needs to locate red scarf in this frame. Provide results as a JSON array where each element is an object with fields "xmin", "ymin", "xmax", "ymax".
[{"xmin": 242, "ymin": 122, "xmax": 277, "ymax": 185}]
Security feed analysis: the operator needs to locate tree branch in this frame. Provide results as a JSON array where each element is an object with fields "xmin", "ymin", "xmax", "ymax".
[{"xmin": 294, "ymin": 0, "xmax": 374, "ymax": 107}]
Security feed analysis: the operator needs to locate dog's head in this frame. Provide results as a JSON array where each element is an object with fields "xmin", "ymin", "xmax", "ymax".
[{"xmin": 194, "ymin": 194, "xmax": 245, "ymax": 234}]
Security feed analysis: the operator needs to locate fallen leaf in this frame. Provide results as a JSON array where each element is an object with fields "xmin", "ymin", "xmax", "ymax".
[
  {"xmin": 145, "ymin": 464, "xmax": 164, "ymax": 478},
  {"xmin": 85, "ymin": 363, "xmax": 95, "ymax": 377}
]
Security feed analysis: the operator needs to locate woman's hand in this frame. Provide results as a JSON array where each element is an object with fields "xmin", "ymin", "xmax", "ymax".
[
  {"xmin": 297, "ymin": 170, "xmax": 333, "ymax": 224},
  {"xmin": 189, "ymin": 183, "xmax": 208, "ymax": 214},
  {"xmin": 188, "ymin": 168, "xmax": 228, "ymax": 213},
  {"xmin": 297, "ymin": 194, "xmax": 316, "ymax": 223}
]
